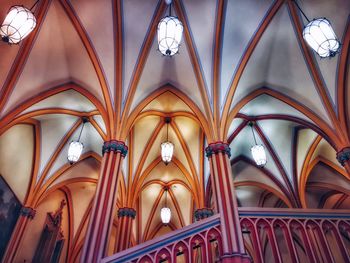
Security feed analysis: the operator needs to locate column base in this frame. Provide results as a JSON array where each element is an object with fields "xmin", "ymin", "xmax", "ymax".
[{"xmin": 221, "ymin": 253, "xmax": 251, "ymax": 263}]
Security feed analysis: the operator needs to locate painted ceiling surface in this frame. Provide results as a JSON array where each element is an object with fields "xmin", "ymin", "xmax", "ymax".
[{"xmin": 0, "ymin": 0, "xmax": 350, "ymax": 250}]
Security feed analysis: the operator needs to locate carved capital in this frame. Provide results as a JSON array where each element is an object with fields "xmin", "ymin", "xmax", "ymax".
[
  {"xmin": 205, "ymin": 142, "xmax": 231, "ymax": 158},
  {"xmin": 117, "ymin": 207, "xmax": 136, "ymax": 219},
  {"xmin": 20, "ymin": 206, "xmax": 36, "ymax": 219},
  {"xmin": 102, "ymin": 140, "xmax": 128, "ymax": 157},
  {"xmin": 194, "ymin": 208, "xmax": 214, "ymax": 221},
  {"xmin": 336, "ymin": 147, "xmax": 350, "ymax": 166}
]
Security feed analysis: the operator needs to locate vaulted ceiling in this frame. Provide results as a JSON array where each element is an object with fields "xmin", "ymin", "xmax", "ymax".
[{"xmin": 0, "ymin": 0, "xmax": 349, "ymax": 258}]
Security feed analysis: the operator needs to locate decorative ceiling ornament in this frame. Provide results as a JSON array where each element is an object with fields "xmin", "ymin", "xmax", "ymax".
[
  {"xmin": 157, "ymin": 0, "xmax": 183, "ymax": 56},
  {"xmin": 0, "ymin": 1, "xmax": 39, "ymax": 44},
  {"xmin": 249, "ymin": 122, "xmax": 267, "ymax": 168},
  {"xmin": 160, "ymin": 187, "xmax": 171, "ymax": 224},
  {"xmin": 293, "ymin": 0, "xmax": 340, "ymax": 58},
  {"xmin": 67, "ymin": 117, "xmax": 89, "ymax": 165},
  {"xmin": 161, "ymin": 117, "xmax": 174, "ymax": 165}
]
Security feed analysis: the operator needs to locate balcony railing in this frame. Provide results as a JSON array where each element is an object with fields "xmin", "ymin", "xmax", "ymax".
[{"xmin": 103, "ymin": 208, "xmax": 350, "ymax": 263}]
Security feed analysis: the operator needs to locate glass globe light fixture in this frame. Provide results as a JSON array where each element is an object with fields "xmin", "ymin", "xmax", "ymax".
[
  {"xmin": 157, "ymin": 0, "xmax": 183, "ymax": 56},
  {"xmin": 160, "ymin": 188, "xmax": 171, "ymax": 224},
  {"xmin": 67, "ymin": 141, "xmax": 84, "ymax": 165},
  {"xmin": 303, "ymin": 18, "xmax": 340, "ymax": 58},
  {"xmin": 251, "ymin": 144, "xmax": 267, "ymax": 168},
  {"xmin": 293, "ymin": 0, "xmax": 340, "ymax": 58},
  {"xmin": 67, "ymin": 117, "xmax": 88, "ymax": 164},
  {"xmin": 161, "ymin": 117, "xmax": 174, "ymax": 165},
  {"xmin": 249, "ymin": 122, "xmax": 267, "ymax": 168},
  {"xmin": 160, "ymin": 207, "xmax": 171, "ymax": 224},
  {"xmin": 0, "ymin": 2, "xmax": 38, "ymax": 44}
]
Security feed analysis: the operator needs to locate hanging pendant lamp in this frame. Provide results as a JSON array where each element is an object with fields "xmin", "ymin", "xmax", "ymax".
[
  {"xmin": 0, "ymin": 1, "xmax": 39, "ymax": 44},
  {"xmin": 157, "ymin": 0, "xmax": 183, "ymax": 56},
  {"xmin": 161, "ymin": 117, "xmax": 174, "ymax": 165},
  {"xmin": 293, "ymin": 0, "xmax": 340, "ymax": 58},
  {"xmin": 249, "ymin": 122, "xmax": 267, "ymax": 168},
  {"xmin": 160, "ymin": 187, "xmax": 171, "ymax": 224},
  {"xmin": 67, "ymin": 117, "xmax": 88, "ymax": 164}
]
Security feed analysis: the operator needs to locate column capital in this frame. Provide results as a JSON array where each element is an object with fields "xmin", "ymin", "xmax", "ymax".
[
  {"xmin": 194, "ymin": 208, "xmax": 214, "ymax": 221},
  {"xmin": 336, "ymin": 147, "xmax": 350, "ymax": 166},
  {"xmin": 117, "ymin": 207, "xmax": 136, "ymax": 219},
  {"xmin": 20, "ymin": 206, "xmax": 36, "ymax": 219},
  {"xmin": 102, "ymin": 140, "xmax": 128, "ymax": 157},
  {"xmin": 205, "ymin": 142, "xmax": 231, "ymax": 158}
]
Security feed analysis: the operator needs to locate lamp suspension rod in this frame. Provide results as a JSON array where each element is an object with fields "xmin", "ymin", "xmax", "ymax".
[
  {"xmin": 30, "ymin": 0, "xmax": 40, "ymax": 11},
  {"xmin": 77, "ymin": 117, "xmax": 88, "ymax": 141},
  {"xmin": 292, "ymin": 0, "xmax": 310, "ymax": 23},
  {"xmin": 250, "ymin": 124, "xmax": 258, "ymax": 145},
  {"xmin": 165, "ymin": 188, "xmax": 167, "ymax": 207},
  {"xmin": 169, "ymin": 1, "xmax": 172, "ymax": 16}
]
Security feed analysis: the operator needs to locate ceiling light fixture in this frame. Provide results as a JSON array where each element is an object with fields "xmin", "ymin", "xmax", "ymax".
[
  {"xmin": 157, "ymin": 0, "xmax": 183, "ymax": 56},
  {"xmin": 67, "ymin": 117, "xmax": 88, "ymax": 165},
  {"xmin": 160, "ymin": 187, "xmax": 171, "ymax": 225},
  {"xmin": 293, "ymin": 0, "xmax": 340, "ymax": 58},
  {"xmin": 161, "ymin": 117, "xmax": 174, "ymax": 165},
  {"xmin": 249, "ymin": 122, "xmax": 267, "ymax": 168},
  {"xmin": 0, "ymin": 1, "xmax": 39, "ymax": 44}
]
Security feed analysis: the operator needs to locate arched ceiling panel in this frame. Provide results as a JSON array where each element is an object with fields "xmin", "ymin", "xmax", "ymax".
[
  {"xmin": 36, "ymin": 114, "xmax": 78, "ymax": 179},
  {"xmin": 142, "ymin": 91, "xmax": 192, "ymax": 113},
  {"xmin": 258, "ymin": 119, "xmax": 295, "ymax": 183},
  {"xmin": 311, "ymin": 139, "xmax": 343, "ymax": 171},
  {"xmin": 45, "ymin": 122, "xmax": 103, "ymax": 181},
  {"xmin": 181, "ymin": 0, "xmax": 216, "ymax": 99},
  {"xmin": 122, "ymin": 0, "xmax": 159, "ymax": 101},
  {"xmin": 70, "ymin": 0, "xmax": 115, "ymax": 101},
  {"xmin": 235, "ymin": 186, "xmax": 265, "ymax": 207},
  {"xmin": 171, "ymin": 183, "xmax": 192, "ymax": 225},
  {"xmin": 0, "ymin": 124, "xmax": 34, "ymax": 203},
  {"xmin": 68, "ymin": 182, "xmax": 96, "ymax": 237},
  {"xmin": 173, "ymin": 116, "xmax": 200, "ymax": 176},
  {"xmin": 92, "ymin": 115, "xmax": 107, "ymax": 135},
  {"xmin": 239, "ymin": 94, "xmax": 314, "ymax": 123},
  {"xmin": 231, "ymin": 5, "xmax": 331, "ymax": 125},
  {"xmin": 49, "ymin": 157, "xmax": 99, "ymax": 189},
  {"xmin": 221, "ymin": 0, "xmax": 273, "ymax": 107},
  {"xmin": 129, "ymin": 26, "xmax": 205, "ymax": 116},
  {"xmin": 227, "ymin": 118, "xmax": 244, "ymax": 140},
  {"xmin": 300, "ymin": 0, "xmax": 350, "ymax": 106},
  {"xmin": 296, "ymin": 128, "xmax": 318, "ymax": 182},
  {"xmin": 23, "ymin": 89, "xmax": 97, "ymax": 114},
  {"xmin": 3, "ymin": 0, "xmax": 104, "ymax": 115}
]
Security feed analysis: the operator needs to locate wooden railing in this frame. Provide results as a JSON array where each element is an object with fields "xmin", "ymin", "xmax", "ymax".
[
  {"xmin": 239, "ymin": 208, "xmax": 350, "ymax": 263},
  {"xmin": 102, "ymin": 214, "xmax": 221, "ymax": 263},
  {"xmin": 103, "ymin": 208, "xmax": 350, "ymax": 262}
]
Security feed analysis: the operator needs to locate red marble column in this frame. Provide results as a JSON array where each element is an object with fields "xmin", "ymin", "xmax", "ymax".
[
  {"xmin": 205, "ymin": 142, "xmax": 251, "ymax": 263},
  {"xmin": 2, "ymin": 206, "xmax": 36, "ymax": 263},
  {"xmin": 114, "ymin": 207, "xmax": 136, "ymax": 252},
  {"xmin": 80, "ymin": 140, "xmax": 128, "ymax": 263}
]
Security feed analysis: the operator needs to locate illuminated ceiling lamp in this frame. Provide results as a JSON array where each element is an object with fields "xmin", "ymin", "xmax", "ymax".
[
  {"xmin": 67, "ymin": 117, "xmax": 88, "ymax": 165},
  {"xmin": 0, "ymin": 0, "xmax": 39, "ymax": 44},
  {"xmin": 160, "ymin": 187, "xmax": 171, "ymax": 225},
  {"xmin": 157, "ymin": 0, "xmax": 183, "ymax": 56},
  {"xmin": 161, "ymin": 117, "xmax": 174, "ymax": 165},
  {"xmin": 249, "ymin": 122, "xmax": 267, "ymax": 168},
  {"xmin": 293, "ymin": 0, "xmax": 340, "ymax": 58}
]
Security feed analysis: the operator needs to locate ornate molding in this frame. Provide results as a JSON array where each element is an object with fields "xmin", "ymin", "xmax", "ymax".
[
  {"xmin": 194, "ymin": 208, "xmax": 214, "ymax": 220},
  {"xmin": 336, "ymin": 147, "xmax": 350, "ymax": 166},
  {"xmin": 102, "ymin": 140, "xmax": 128, "ymax": 157},
  {"xmin": 118, "ymin": 207, "xmax": 136, "ymax": 219},
  {"xmin": 20, "ymin": 206, "xmax": 36, "ymax": 219},
  {"xmin": 205, "ymin": 142, "xmax": 231, "ymax": 158}
]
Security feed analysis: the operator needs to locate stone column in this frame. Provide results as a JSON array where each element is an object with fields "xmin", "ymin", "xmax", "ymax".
[
  {"xmin": 2, "ymin": 206, "xmax": 36, "ymax": 263},
  {"xmin": 80, "ymin": 140, "xmax": 128, "ymax": 263},
  {"xmin": 205, "ymin": 142, "xmax": 251, "ymax": 263},
  {"xmin": 336, "ymin": 147, "xmax": 350, "ymax": 175},
  {"xmin": 114, "ymin": 207, "xmax": 136, "ymax": 252}
]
